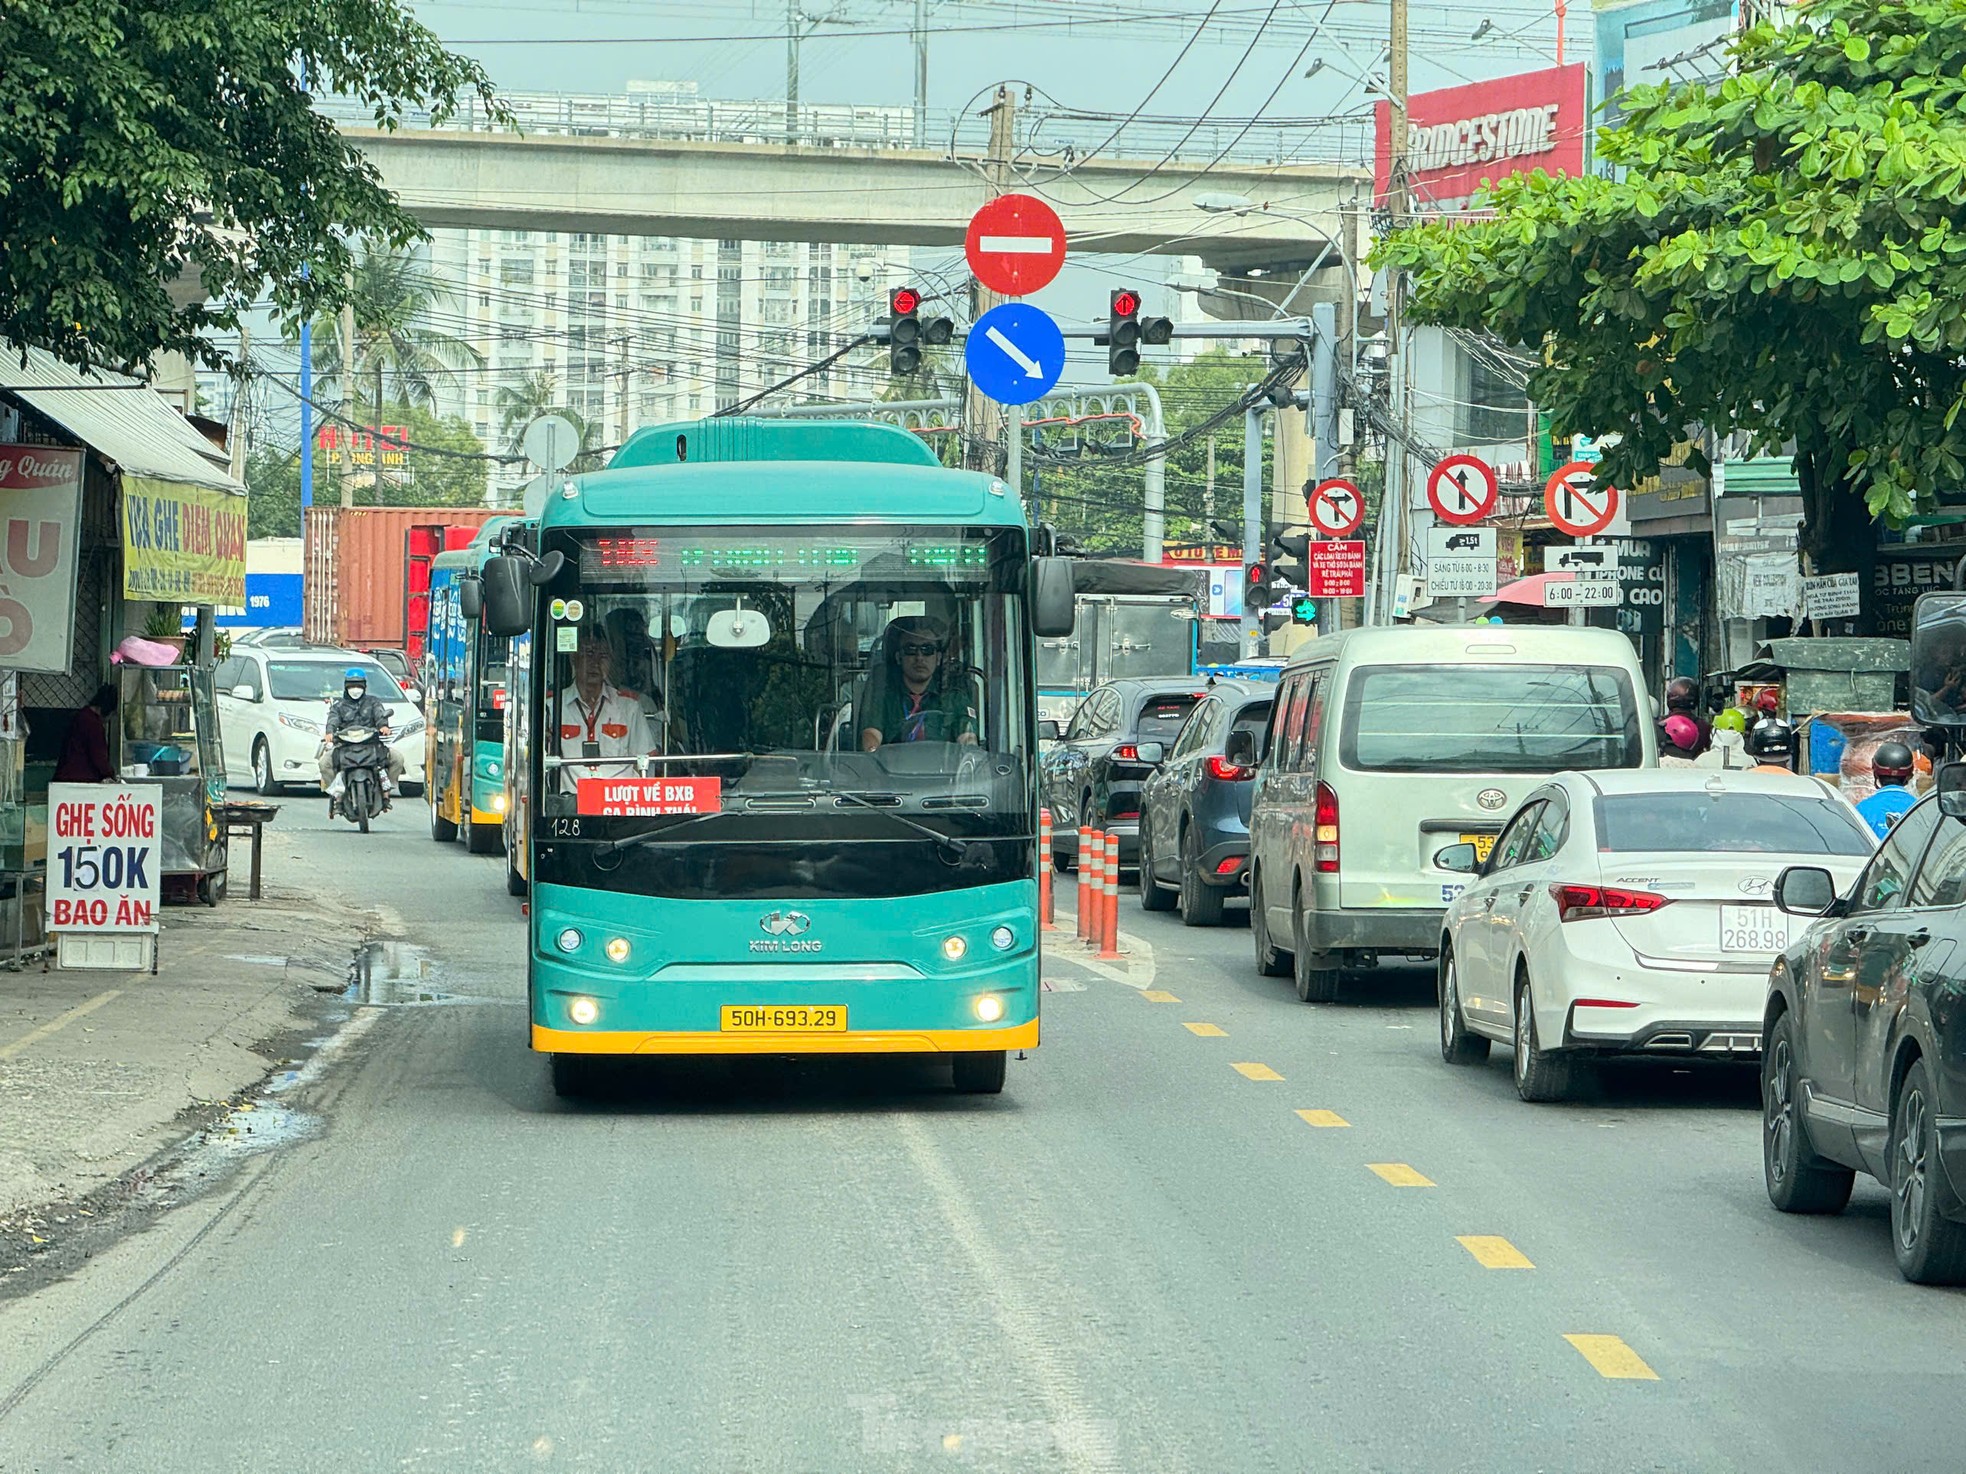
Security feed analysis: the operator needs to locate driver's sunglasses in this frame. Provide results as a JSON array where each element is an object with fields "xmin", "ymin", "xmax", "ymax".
[{"xmin": 898, "ymin": 643, "xmax": 942, "ymax": 657}]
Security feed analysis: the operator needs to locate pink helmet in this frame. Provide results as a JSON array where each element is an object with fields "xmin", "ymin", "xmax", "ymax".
[{"xmin": 1663, "ymin": 714, "xmax": 1701, "ymax": 752}]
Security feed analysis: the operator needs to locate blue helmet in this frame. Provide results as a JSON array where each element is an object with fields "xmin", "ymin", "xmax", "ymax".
[{"xmin": 343, "ymin": 667, "xmax": 368, "ymax": 683}]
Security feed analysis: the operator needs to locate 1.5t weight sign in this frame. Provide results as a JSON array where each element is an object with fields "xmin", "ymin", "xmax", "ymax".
[{"xmin": 47, "ymin": 784, "xmax": 161, "ymax": 932}]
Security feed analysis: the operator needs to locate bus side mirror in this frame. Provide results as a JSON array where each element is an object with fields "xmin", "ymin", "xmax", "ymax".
[
  {"xmin": 1911, "ymin": 591, "xmax": 1966, "ymax": 726},
  {"xmin": 481, "ymin": 555, "xmax": 534, "ymax": 637},
  {"xmin": 1032, "ymin": 557, "xmax": 1075, "ymax": 639},
  {"xmin": 458, "ymin": 576, "xmax": 484, "ymax": 624}
]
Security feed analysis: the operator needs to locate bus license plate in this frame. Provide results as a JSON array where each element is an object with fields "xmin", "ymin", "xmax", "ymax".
[
  {"xmin": 720, "ymin": 1005, "xmax": 848, "ymax": 1033},
  {"xmin": 1460, "ymin": 833, "xmax": 1496, "ymax": 863}
]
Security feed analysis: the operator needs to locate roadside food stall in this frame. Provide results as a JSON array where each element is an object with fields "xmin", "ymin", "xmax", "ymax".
[
  {"xmin": 116, "ymin": 653, "xmax": 230, "ymax": 903},
  {"xmin": 1723, "ymin": 638, "xmax": 1922, "ymax": 798}
]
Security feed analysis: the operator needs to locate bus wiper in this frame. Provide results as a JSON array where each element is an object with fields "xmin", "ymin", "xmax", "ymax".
[
  {"xmin": 825, "ymin": 786, "xmax": 979, "ymax": 867},
  {"xmin": 591, "ymin": 807, "xmax": 731, "ymax": 866}
]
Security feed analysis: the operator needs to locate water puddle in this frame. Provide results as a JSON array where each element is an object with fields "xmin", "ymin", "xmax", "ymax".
[{"xmin": 345, "ymin": 940, "xmax": 460, "ymax": 1005}]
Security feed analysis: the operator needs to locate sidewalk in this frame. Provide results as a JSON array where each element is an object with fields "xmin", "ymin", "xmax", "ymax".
[{"xmin": 0, "ymin": 863, "xmax": 383, "ymax": 1229}]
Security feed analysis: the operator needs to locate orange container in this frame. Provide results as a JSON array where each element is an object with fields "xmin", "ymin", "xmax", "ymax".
[{"xmin": 303, "ymin": 505, "xmax": 500, "ymax": 659}]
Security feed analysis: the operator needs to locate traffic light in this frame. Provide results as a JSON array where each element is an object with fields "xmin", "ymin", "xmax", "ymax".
[
  {"xmin": 1104, "ymin": 288, "xmax": 1174, "ymax": 377},
  {"xmin": 1108, "ymin": 289, "xmax": 1141, "ymax": 376},
  {"xmin": 1246, "ymin": 561, "xmax": 1285, "ymax": 613},
  {"xmin": 888, "ymin": 286, "xmax": 923, "ymax": 375},
  {"xmin": 1290, "ymin": 593, "xmax": 1318, "ymax": 626},
  {"xmin": 1268, "ymin": 532, "xmax": 1316, "ymax": 624}
]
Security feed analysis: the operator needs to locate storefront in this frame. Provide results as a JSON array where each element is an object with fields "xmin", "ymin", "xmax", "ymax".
[{"xmin": 0, "ymin": 349, "xmax": 247, "ymax": 927}]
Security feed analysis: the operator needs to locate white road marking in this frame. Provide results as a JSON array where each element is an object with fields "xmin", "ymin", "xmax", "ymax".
[{"xmin": 985, "ymin": 325, "xmax": 1043, "ymax": 377}]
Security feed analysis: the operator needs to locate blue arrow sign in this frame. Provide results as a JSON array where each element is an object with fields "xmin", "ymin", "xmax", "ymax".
[{"xmin": 965, "ymin": 302, "xmax": 1065, "ymax": 406}]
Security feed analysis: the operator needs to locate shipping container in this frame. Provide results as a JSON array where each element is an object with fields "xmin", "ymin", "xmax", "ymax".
[{"xmin": 303, "ymin": 506, "xmax": 500, "ymax": 660}]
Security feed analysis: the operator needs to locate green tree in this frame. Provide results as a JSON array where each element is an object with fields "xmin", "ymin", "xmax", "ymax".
[
  {"xmin": 1, "ymin": 0, "xmax": 503, "ymax": 375},
  {"xmin": 1375, "ymin": 0, "xmax": 1966, "ymax": 586},
  {"xmin": 494, "ymin": 370, "xmax": 607, "ymax": 473},
  {"xmin": 244, "ymin": 442, "xmax": 304, "ymax": 539}
]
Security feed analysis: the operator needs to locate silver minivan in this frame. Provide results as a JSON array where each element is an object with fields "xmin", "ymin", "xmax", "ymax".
[{"xmin": 1239, "ymin": 626, "xmax": 1655, "ymax": 1002}]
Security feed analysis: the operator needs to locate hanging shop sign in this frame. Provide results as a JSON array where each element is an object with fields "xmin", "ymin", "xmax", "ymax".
[
  {"xmin": 121, "ymin": 478, "xmax": 248, "ymax": 605},
  {"xmin": 0, "ymin": 444, "xmax": 83, "ymax": 673}
]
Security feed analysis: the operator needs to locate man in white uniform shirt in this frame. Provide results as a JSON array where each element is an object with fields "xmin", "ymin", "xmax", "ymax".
[{"xmin": 557, "ymin": 626, "xmax": 659, "ymax": 790}]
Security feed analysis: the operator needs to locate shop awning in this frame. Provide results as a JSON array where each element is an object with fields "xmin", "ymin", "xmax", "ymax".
[{"xmin": 4, "ymin": 349, "xmax": 247, "ymax": 605}]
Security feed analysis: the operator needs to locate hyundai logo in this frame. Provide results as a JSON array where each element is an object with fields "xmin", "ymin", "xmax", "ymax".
[
  {"xmin": 1476, "ymin": 788, "xmax": 1508, "ymax": 811},
  {"xmin": 760, "ymin": 910, "xmax": 812, "ymax": 937},
  {"xmin": 1738, "ymin": 876, "xmax": 1773, "ymax": 896}
]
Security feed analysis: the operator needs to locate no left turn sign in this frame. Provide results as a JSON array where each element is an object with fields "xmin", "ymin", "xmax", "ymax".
[
  {"xmin": 1427, "ymin": 454, "xmax": 1498, "ymax": 526},
  {"xmin": 1544, "ymin": 460, "xmax": 1620, "ymax": 538},
  {"xmin": 1307, "ymin": 478, "xmax": 1365, "ymax": 538}
]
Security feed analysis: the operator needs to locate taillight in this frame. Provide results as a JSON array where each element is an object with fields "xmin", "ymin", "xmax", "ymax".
[
  {"xmin": 1205, "ymin": 755, "xmax": 1250, "ymax": 781},
  {"xmin": 1550, "ymin": 883, "xmax": 1671, "ymax": 922},
  {"xmin": 1114, "ymin": 744, "xmax": 1139, "ymax": 762},
  {"xmin": 1314, "ymin": 781, "xmax": 1339, "ymax": 873}
]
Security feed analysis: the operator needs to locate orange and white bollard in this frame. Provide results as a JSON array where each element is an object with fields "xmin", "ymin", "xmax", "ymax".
[
  {"xmin": 1039, "ymin": 808, "xmax": 1056, "ymax": 931},
  {"xmin": 1098, "ymin": 832, "xmax": 1123, "ymax": 960},
  {"xmin": 1085, "ymin": 825, "xmax": 1100, "ymax": 939}
]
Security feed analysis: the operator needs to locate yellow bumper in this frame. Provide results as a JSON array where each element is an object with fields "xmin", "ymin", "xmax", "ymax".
[{"xmin": 532, "ymin": 1018, "xmax": 1039, "ymax": 1056}]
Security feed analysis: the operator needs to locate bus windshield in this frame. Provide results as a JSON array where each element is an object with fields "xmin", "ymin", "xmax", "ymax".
[{"xmin": 527, "ymin": 524, "xmax": 1033, "ymax": 894}]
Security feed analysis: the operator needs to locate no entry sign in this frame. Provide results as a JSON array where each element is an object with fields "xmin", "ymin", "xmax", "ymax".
[
  {"xmin": 1307, "ymin": 540, "xmax": 1367, "ymax": 597},
  {"xmin": 1307, "ymin": 478, "xmax": 1365, "ymax": 538},
  {"xmin": 1427, "ymin": 454, "xmax": 1498, "ymax": 526},
  {"xmin": 965, "ymin": 193, "xmax": 1066, "ymax": 297},
  {"xmin": 1544, "ymin": 460, "xmax": 1620, "ymax": 537}
]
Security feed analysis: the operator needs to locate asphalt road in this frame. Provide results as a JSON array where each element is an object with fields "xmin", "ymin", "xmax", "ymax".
[{"xmin": 3, "ymin": 804, "xmax": 1965, "ymax": 1472}]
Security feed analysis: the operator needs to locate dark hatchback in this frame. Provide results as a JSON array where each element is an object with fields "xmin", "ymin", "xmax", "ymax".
[
  {"xmin": 1042, "ymin": 679, "xmax": 1209, "ymax": 870},
  {"xmin": 1136, "ymin": 681, "xmax": 1273, "ymax": 925},
  {"xmin": 1764, "ymin": 789, "xmax": 1966, "ymax": 1283}
]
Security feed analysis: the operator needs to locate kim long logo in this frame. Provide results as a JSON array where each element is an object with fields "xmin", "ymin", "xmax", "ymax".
[{"xmin": 760, "ymin": 911, "xmax": 812, "ymax": 937}]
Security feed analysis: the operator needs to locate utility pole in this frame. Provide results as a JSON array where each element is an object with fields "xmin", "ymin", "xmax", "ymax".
[
  {"xmin": 1372, "ymin": 0, "xmax": 1412, "ymax": 625},
  {"xmin": 913, "ymin": 0, "xmax": 929, "ymax": 148},
  {"xmin": 1241, "ymin": 403, "xmax": 1264, "ymax": 660},
  {"xmin": 785, "ymin": 0, "xmax": 800, "ymax": 143},
  {"xmin": 963, "ymin": 85, "xmax": 1016, "ymax": 477},
  {"xmin": 338, "ymin": 297, "xmax": 357, "ymax": 509},
  {"xmin": 1204, "ymin": 434, "xmax": 1216, "ymax": 539},
  {"xmin": 1311, "ymin": 302, "xmax": 1341, "ymax": 634}
]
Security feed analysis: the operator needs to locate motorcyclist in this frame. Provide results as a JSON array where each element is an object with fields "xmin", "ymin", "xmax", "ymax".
[
  {"xmin": 1855, "ymin": 741, "xmax": 1918, "ymax": 838},
  {"xmin": 1744, "ymin": 714, "xmax": 1798, "ymax": 773},
  {"xmin": 1659, "ymin": 713, "xmax": 1703, "ymax": 767},
  {"xmin": 319, "ymin": 667, "xmax": 405, "ymax": 811},
  {"xmin": 1661, "ymin": 676, "xmax": 1711, "ymax": 756}
]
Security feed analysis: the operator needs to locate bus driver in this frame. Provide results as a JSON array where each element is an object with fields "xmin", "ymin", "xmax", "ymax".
[
  {"xmin": 859, "ymin": 616, "xmax": 978, "ymax": 751},
  {"xmin": 558, "ymin": 626, "xmax": 660, "ymax": 788}
]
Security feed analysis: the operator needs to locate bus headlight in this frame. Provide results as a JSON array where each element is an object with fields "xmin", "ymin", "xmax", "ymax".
[
  {"xmin": 973, "ymin": 995, "xmax": 1005, "ymax": 1023},
  {"xmin": 490, "ymin": 792, "xmax": 508, "ymax": 813},
  {"xmin": 604, "ymin": 937, "xmax": 630, "ymax": 963},
  {"xmin": 991, "ymin": 925, "xmax": 1015, "ymax": 950},
  {"xmin": 568, "ymin": 996, "xmax": 599, "ymax": 1026},
  {"xmin": 556, "ymin": 927, "xmax": 583, "ymax": 953},
  {"xmin": 942, "ymin": 935, "xmax": 968, "ymax": 961}
]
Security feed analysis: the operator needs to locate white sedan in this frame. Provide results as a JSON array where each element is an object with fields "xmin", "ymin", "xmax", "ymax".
[{"xmin": 1434, "ymin": 769, "xmax": 1875, "ymax": 1103}]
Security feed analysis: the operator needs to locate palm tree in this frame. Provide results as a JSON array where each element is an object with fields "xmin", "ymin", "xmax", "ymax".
[
  {"xmin": 495, "ymin": 371, "xmax": 608, "ymax": 472},
  {"xmin": 309, "ymin": 242, "xmax": 483, "ymax": 418}
]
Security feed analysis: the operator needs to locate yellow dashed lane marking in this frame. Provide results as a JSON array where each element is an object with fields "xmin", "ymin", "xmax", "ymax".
[
  {"xmin": 1231, "ymin": 1061, "xmax": 1282, "ymax": 1081},
  {"xmin": 1141, "ymin": 990, "xmax": 1180, "ymax": 1003},
  {"xmin": 1182, "ymin": 1022, "xmax": 1227, "ymax": 1037},
  {"xmin": 1295, "ymin": 1109, "xmax": 1350, "ymax": 1128},
  {"xmin": 1367, "ymin": 1162, "xmax": 1435, "ymax": 1187},
  {"xmin": 1457, "ymin": 1235, "xmax": 1533, "ymax": 1269},
  {"xmin": 0, "ymin": 989, "xmax": 123, "ymax": 1061},
  {"xmin": 1565, "ymin": 1334, "xmax": 1659, "ymax": 1381}
]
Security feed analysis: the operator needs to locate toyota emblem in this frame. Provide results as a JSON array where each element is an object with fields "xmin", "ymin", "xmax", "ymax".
[
  {"xmin": 760, "ymin": 910, "xmax": 812, "ymax": 937},
  {"xmin": 1476, "ymin": 788, "xmax": 1508, "ymax": 811}
]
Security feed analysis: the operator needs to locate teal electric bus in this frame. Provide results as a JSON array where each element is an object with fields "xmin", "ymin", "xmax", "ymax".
[
  {"xmin": 426, "ymin": 520, "xmax": 517, "ymax": 854},
  {"xmin": 474, "ymin": 418, "xmax": 1073, "ymax": 1097}
]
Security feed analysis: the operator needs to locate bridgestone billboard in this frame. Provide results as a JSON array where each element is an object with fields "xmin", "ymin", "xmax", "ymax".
[{"xmin": 1374, "ymin": 64, "xmax": 1588, "ymax": 215}]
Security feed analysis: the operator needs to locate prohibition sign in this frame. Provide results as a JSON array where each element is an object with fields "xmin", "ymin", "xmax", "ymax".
[
  {"xmin": 1307, "ymin": 478, "xmax": 1365, "ymax": 538},
  {"xmin": 965, "ymin": 193, "xmax": 1067, "ymax": 297},
  {"xmin": 1427, "ymin": 454, "xmax": 1498, "ymax": 526},
  {"xmin": 1544, "ymin": 460, "xmax": 1619, "ymax": 538}
]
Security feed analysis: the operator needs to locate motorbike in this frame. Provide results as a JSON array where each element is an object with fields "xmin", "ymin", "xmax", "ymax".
[{"xmin": 327, "ymin": 726, "xmax": 388, "ymax": 832}]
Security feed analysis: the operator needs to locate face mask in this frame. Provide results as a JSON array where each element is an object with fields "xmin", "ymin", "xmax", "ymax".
[{"xmin": 345, "ymin": 686, "xmax": 363, "ymax": 701}]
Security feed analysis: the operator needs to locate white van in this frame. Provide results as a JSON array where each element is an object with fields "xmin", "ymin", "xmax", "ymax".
[{"xmin": 1237, "ymin": 625, "xmax": 1655, "ymax": 1002}]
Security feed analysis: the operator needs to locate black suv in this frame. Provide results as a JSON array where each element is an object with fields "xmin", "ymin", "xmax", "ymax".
[
  {"xmin": 1136, "ymin": 681, "xmax": 1273, "ymax": 925},
  {"xmin": 1765, "ymin": 791, "xmax": 1966, "ymax": 1283},
  {"xmin": 1042, "ymin": 679, "xmax": 1207, "ymax": 870}
]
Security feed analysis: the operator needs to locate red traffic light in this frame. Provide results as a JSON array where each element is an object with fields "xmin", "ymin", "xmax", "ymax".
[
  {"xmin": 890, "ymin": 286, "xmax": 922, "ymax": 316},
  {"xmin": 1111, "ymin": 288, "xmax": 1141, "ymax": 317},
  {"xmin": 1245, "ymin": 562, "xmax": 1266, "ymax": 587}
]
